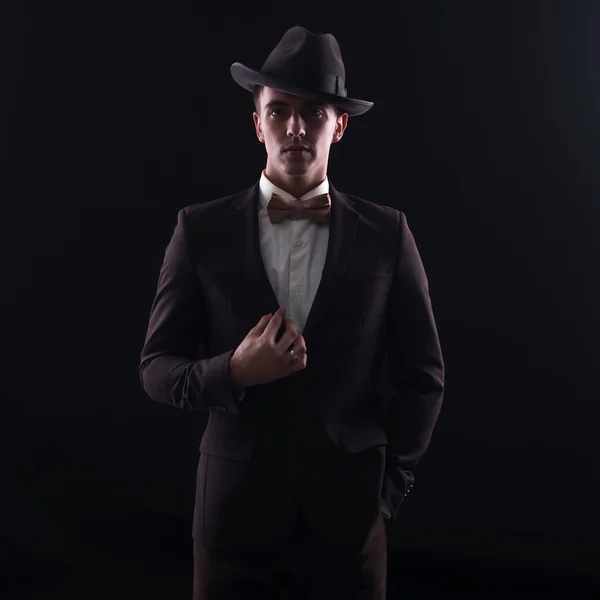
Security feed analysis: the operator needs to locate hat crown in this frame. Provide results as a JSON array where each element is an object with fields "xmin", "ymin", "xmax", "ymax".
[
  {"xmin": 229, "ymin": 26, "xmax": 374, "ymax": 116},
  {"xmin": 261, "ymin": 26, "xmax": 346, "ymax": 92}
]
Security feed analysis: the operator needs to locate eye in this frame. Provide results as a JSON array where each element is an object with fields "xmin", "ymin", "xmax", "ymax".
[{"xmin": 268, "ymin": 108, "xmax": 281, "ymax": 117}]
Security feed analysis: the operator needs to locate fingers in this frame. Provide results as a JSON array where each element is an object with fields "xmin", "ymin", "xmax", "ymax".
[
  {"xmin": 288, "ymin": 335, "xmax": 306, "ymax": 357},
  {"xmin": 284, "ymin": 318, "xmax": 304, "ymax": 347},
  {"xmin": 288, "ymin": 337, "xmax": 307, "ymax": 368},
  {"xmin": 253, "ymin": 313, "xmax": 274, "ymax": 334},
  {"xmin": 284, "ymin": 318, "xmax": 306, "ymax": 364},
  {"xmin": 278, "ymin": 318, "xmax": 300, "ymax": 352},
  {"xmin": 263, "ymin": 307, "xmax": 286, "ymax": 338},
  {"xmin": 259, "ymin": 310, "xmax": 306, "ymax": 356},
  {"xmin": 295, "ymin": 333, "xmax": 307, "ymax": 353},
  {"xmin": 284, "ymin": 316, "xmax": 297, "ymax": 334}
]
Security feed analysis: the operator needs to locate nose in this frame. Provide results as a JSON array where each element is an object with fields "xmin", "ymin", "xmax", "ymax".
[{"xmin": 286, "ymin": 112, "xmax": 306, "ymax": 138}]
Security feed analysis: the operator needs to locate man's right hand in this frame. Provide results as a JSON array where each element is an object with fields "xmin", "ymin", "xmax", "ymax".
[{"xmin": 229, "ymin": 307, "xmax": 308, "ymax": 389}]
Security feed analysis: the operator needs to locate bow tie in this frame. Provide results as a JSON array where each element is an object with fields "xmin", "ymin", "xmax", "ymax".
[{"xmin": 267, "ymin": 193, "xmax": 331, "ymax": 225}]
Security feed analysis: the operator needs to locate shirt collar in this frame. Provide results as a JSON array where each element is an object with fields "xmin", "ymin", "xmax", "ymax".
[{"xmin": 258, "ymin": 170, "xmax": 330, "ymax": 210}]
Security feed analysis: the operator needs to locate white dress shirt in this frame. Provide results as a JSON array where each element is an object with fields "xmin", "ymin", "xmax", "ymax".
[{"xmin": 235, "ymin": 170, "xmax": 331, "ymax": 401}]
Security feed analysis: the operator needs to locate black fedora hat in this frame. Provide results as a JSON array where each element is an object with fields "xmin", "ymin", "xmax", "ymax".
[{"xmin": 230, "ymin": 26, "xmax": 374, "ymax": 117}]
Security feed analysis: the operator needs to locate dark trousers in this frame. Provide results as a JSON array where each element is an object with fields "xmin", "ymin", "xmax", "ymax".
[{"xmin": 192, "ymin": 506, "xmax": 387, "ymax": 600}]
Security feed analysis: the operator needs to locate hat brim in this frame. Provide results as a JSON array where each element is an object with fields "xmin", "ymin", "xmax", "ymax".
[{"xmin": 230, "ymin": 62, "xmax": 373, "ymax": 117}]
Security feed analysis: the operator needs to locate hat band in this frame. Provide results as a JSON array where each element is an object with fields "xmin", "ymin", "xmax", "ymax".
[{"xmin": 262, "ymin": 69, "xmax": 348, "ymax": 98}]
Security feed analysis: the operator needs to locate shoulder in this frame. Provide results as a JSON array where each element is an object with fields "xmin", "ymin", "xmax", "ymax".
[
  {"xmin": 180, "ymin": 186, "xmax": 252, "ymax": 220},
  {"xmin": 172, "ymin": 186, "xmax": 254, "ymax": 237},
  {"xmin": 338, "ymin": 189, "xmax": 406, "ymax": 233}
]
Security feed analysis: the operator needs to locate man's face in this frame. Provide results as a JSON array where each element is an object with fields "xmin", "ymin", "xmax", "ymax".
[{"xmin": 253, "ymin": 87, "xmax": 348, "ymax": 184}]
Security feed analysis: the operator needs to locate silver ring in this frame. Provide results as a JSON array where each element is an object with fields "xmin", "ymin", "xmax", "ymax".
[{"xmin": 289, "ymin": 347, "xmax": 299, "ymax": 361}]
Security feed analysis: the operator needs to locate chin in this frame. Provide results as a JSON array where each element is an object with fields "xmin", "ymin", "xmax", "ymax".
[{"xmin": 283, "ymin": 165, "xmax": 309, "ymax": 176}]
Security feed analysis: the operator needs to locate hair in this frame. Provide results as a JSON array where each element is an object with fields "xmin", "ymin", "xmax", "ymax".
[{"xmin": 253, "ymin": 85, "xmax": 346, "ymax": 118}]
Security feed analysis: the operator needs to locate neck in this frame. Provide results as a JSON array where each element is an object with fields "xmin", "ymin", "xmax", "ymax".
[{"xmin": 264, "ymin": 169, "xmax": 326, "ymax": 199}]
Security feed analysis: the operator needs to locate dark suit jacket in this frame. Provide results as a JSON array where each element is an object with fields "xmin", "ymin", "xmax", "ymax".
[{"xmin": 139, "ymin": 181, "xmax": 444, "ymax": 554}]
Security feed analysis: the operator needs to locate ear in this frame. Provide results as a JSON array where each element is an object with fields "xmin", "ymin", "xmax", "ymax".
[
  {"xmin": 331, "ymin": 112, "xmax": 348, "ymax": 144},
  {"xmin": 253, "ymin": 112, "xmax": 264, "ymax": 143}
]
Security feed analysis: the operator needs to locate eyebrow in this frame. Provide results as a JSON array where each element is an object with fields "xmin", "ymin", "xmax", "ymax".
[{"xmin": 264, "ymin": 99, "xmax": 327, "ymax": 111}]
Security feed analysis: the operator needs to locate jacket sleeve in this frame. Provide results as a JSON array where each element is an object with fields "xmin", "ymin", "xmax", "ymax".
[
  {"xmin": 383, "ymin": 211, "xmax": 445, "ymax": 520},
  {"xmin": 139, "ymin": 208, "xmax": 242, "ymax": 414}
]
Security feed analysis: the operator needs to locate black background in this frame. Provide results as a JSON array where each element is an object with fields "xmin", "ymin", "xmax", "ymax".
[{"xmin": 3, "ymin": 1, "xmax": 600, "ymax": 597}]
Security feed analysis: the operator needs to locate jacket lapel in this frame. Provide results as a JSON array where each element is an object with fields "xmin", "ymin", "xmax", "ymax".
[{"xmin": 230, "ymin": 181, "xmax": 360, "ymax": 341}]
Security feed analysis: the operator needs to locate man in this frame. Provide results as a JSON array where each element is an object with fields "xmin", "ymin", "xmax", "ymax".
[{"xmin": 139, "ymin": 26, "xmax": 445, "ymax": 600}]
